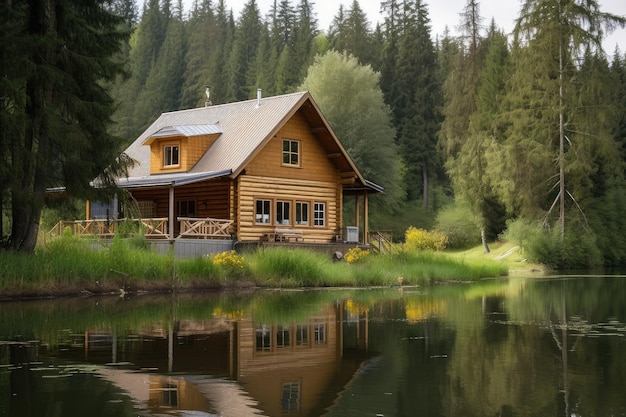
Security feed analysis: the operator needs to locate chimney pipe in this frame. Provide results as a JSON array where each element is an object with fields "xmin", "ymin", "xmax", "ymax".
[
  {"xmin": 256, "ymin": 88, "xmax": 262, "ymax": 107},
  {"xmin": 205, "ymin": 85, "xmax": 212, "ymax": 107}
]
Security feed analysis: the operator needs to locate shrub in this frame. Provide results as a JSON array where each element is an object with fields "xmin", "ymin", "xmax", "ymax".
[
  {"xmin": 434, "ymin": 204, "xmax": 481, "ymax": 249},
  {"xmin": 525, "ymin": 227, "xmax": 602, "ymax": 269},
  {"xmin": 212, "ymin": 250, "xmax": 246, "ymax": 275},
  {"xmin": 404, "ymin": 226, "xmax": 448, "ymax": 251},
  {"xmin": 344, "ymin": 247, "xmax": 370, "ymax": 264}
]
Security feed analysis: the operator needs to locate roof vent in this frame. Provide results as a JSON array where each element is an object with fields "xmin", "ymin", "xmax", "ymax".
[
  {"xmin": 205, "ymin": 85, "xmax": 212, "ymax": 107},
  {"xmin": 256, "ymin": 88, "xmax": 262, "ymax": 107}
]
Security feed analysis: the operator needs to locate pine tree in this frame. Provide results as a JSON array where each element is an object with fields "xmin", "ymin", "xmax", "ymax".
[
  {"xmin": 134, "ymin": 1, "xmax": 187, "ymax": 128},
  {"xmin": 1, "ymin": 0, "xmax": 131, "ymax": 252},
  {"xmin": 111, "ymin": 0, "xmax": 168, "ymax": 140},
  {"xmin": 394, "ymin": 0, "xmax": 442, "ymax": 206},
  {"xmin": 180, "ymin": 0, "xmax": 218, "ymax": 108},
  {"xmin": 329, "ymin": 1, "xmax": 374, "ymax": 66},
  {"xmin": 228, "ymin": 0, "xmax": 263, "ymax": 100},
  {"xmin": 515, "ymin": 0, "xmax": 626, "ymax": 237}
]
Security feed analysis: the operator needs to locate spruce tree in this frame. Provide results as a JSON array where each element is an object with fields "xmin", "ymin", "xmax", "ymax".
[
  {"xmin": 228, "ymin": 0, "xmax": 263, "ymax": 100},
  {"xmin": 1, "ymin": 0, "xmax": 131, "ymax": 252},
  {"xmin": 180, "ymin": 0, "xmax": 218, "ymax": 108},
  {"xmin": 512, "ymin": 0, "xmax": 625, "ymax": 235},
  {"xmin": 134, "ymin": 1, "xmax": 187, "ymax": 128}
]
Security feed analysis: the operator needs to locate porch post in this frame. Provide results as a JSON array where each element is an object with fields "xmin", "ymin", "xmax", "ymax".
[
  {"xmin": 169, "ymin": 186, "xmax": 175, "ymax": 239},
  {"xmin": 363, "ymin": 191, "xmax": 369, "ymax": 245},
  {"xmin": 354, "ymin": 195, "xmax": 360, "ymax": 243}
]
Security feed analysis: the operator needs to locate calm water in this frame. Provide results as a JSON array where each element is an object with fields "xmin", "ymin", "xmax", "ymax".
[{"xmin": 1, "ymin": 276, "xmax": 625, "ymax": 417}]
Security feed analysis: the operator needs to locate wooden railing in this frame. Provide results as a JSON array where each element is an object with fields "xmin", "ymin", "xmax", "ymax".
[
  {"xmin": 177, "ymin": 217, "xmax": 233, "ymax": 239},
  {"xmin": 368, "ymin": 230, "xmax": 393, "ymax": 254},
  {"xmin": 49, "ymin": 218, "xmax": 170, "ymax": 239}
]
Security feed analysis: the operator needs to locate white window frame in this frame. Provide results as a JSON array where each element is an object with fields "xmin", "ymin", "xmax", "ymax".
[
  {"xmin": 255, "ymin": 199, "xmax": 271, "ymax": 224},
  {"xmin": 276, "ymin": 200, "xmax": 291, "ymax": 225},
  {"xmin": 163, "ymin": 143, "xmax": 180, "ymax": 167},
  {"xmin": 295, "ymin": 201, "xmax": 309, "ymax": 225},
  {"xmin": 313, "ymin": 202, "xmax": 325, "ymax": 226}
]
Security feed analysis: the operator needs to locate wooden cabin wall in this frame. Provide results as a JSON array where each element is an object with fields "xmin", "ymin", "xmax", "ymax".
[
  {"xmin": 245, "ymin": 111, "xmax": 339, "ymax": 183},
  {"xmin": 237, "ymin": 175, "xmax": 340, "ymax": 243}
]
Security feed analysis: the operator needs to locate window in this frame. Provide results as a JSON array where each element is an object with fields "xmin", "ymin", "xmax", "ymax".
[
  {"xmin": 314, "ymin": 202, "xmax": 325, "ymax": 226},
  {"xmin": 255, "ymin": 324, "xmax": 271, "ymax": 351},
  {"xmin": 163, "ymin": 144, "xmax": 180, "ymax": 167},
  {"xmin": 177, "ymin": 200, "xmax": 195, "ymax": 217},
  {"xmin": 295, "ymin": 202, "xmax": 309, "ymax": 225},
  {"xmin": 276, "ymin": 201, "xmax": 291, "ymax": 225},
  {"xmin": 256, "ymin": 200, "xmax": 271, "ymax": 224},
  {"xmin": 296, "ymin": 325, "xmax": 308, "ymax": 346},
  {"xmin": 136, "ymin": 201, "xmax": 155, "ymax": 218},
  {"xmin": 314, "ymin": 323, "xmax": 326, "ymax": 344},
  {"xmin": 281, "ymin": 382, "xmax": 300, "ymax": 413},
  {"xmin": 276, "ymin": 325, "xmax": 291, "ymax": 348},
  {"xmin": 282, "ymin": 139, "xmax": 300, "ymax": 166}
]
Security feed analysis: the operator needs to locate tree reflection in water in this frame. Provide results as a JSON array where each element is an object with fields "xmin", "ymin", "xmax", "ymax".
[{"xmin": 1, "ymin": 278, "xmax": 625, "ymax": 416}]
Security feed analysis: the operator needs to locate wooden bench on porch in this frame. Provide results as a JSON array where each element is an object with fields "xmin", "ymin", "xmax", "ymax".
[{"xmin": 264, "ymin": 228, "xmax": 304, "ymax": 242}]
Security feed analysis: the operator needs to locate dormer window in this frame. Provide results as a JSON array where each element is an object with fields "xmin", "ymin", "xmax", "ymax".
[
  {"xmin": 282, "ymin": 139, "xmax": 300, "ymax": 167},
  {"xmin": 163, "ymin": 143, "xmax": 180, "ymax": 167}
]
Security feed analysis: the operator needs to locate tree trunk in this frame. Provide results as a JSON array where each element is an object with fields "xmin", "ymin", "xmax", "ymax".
[
  {"xmin": 481, "ymin": 228, "xmax": 490, "ymax": 254},
  {"xmin": 422, "ymin": 166, "xmax": 429, "ymax": 210}
]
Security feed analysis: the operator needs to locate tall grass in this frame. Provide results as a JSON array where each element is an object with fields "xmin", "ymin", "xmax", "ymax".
[
  {"xmin": 0, "ymin": 235, "xmax": 508, "ymax": 298},
  {"xmin": 247, "ymin": 247, "xmax": 355, "ymax": 287}
]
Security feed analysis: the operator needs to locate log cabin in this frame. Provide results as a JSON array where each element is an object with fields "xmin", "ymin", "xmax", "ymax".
[{"xmin": 78, "ymin": 90, "xmax": 382, "ymax": 253}]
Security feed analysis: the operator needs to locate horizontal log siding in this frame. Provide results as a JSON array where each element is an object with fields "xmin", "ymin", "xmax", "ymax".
[
  {"xmin": 237, "ymin": 175, "xmax": 341, "ymax": 242},
  {"xmin": 245, "ymin": 111, "xmax": 339, "ymax": 182},
  {"xmin": 128, "ymin": 179, "xmax": 231, "ymax": 220}
]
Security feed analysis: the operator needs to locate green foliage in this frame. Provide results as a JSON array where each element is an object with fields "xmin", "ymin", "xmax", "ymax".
[
  {"xmin": 299, "ymin": 50, "xmax": 404, "ymax": 211},
  {"xmin": 247, "ymin": 248, "xmax": 353, "ymax": 287},
  {"xmin": 2, "ymin": 0, "xmax": 132, "ymax": 252},
  {"xmin": 586, "ymin": 187, "xmax": 626, "ymax": 266},
  {"xmin": 500, "ymin": 217, "xmax": 541, "ymax": 252},
  {"xmin": 525, "ymin": 227, "xmax": 602, "ymax": 270},
  {"xmin": 404, "ymin": 226, "xmax": 448, "ymax": 251},
  {"xmin": 434, "ymin": 204, "xmax": 482, "ymax": 249}
]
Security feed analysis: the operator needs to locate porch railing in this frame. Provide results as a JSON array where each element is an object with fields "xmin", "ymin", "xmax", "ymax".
[
  {"xmin": 177, "ymin": 217, "xmax": 233, "ymax": 239},
  {"xmin": 368, "ymin": 230, "xmax": 393, "ymax": 254},
  {"xmin": 49, "ymin": 217, "xmax": 233, "ymax": 240}
]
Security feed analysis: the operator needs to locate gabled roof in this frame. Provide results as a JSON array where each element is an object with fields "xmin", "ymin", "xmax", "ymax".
[{"xmin": 120, "ymin": 91, "xmax": 380, "ymax": 192}]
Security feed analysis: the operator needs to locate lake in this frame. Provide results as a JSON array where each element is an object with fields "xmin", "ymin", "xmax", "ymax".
[{"xmin": 1, "ymin": 276, "xmax": 625, "ymax": 416}]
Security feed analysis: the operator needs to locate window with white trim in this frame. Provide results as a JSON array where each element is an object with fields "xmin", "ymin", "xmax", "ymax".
[
  {"xmin": 163, "ymin": 144, "xmax": 180, "ymax": 167},
  {"xmin": 295, "ymin": 202, "xmax": 309, "ymax": 225},
  {"xmin": 313, "ymin": 202, "xmax": 325, "ymax": 226},
  {"xmin": 282, "ymin": 139, "xmax": 300, "ymax": 166},
  {"xmin": 255, "ymin": 200, "xmax": 271, "ymax": 224},
  {"xmin": 314, "ymin": 323, "xmax": 326, "ymax": 344},
  {"xmin": 276, "ymin": 201, "xmax": 291, "ymax": 225},
  {"xmin": 255, "ymin": 324, "xmax": 271, "ymax": 352}
]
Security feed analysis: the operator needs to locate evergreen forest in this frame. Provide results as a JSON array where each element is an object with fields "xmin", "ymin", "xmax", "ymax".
[{"xmin": 2, "ymin": 0, "xmax": 626, "ymax": 268}]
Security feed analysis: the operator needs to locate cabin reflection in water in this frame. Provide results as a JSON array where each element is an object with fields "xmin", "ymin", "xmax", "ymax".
[{"xmin": 54, "ymin": 301, "xmax": 371, "ymax": 416}]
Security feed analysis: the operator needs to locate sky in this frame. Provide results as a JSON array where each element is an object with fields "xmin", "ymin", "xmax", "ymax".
[{"xmin": 182, "ymin": 0, "xmax": 626, "ymax": 54}]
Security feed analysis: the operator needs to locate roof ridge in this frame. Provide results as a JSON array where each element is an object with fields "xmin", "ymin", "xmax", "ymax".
[{"xmin": 161, "ymin": 91, "xmax": 308, "ymax": 116}]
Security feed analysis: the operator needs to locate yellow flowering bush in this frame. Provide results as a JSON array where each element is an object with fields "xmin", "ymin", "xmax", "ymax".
[
  {"xmin": 404, "ymin": 226, "xmax": 448, "ymax": 251},
  {"xmin": 212, "ymin": 250, "xmax": 246, "ymax": 274},
  {"xmin": 344, "ymin": 246, "xmax": 370, "ymax": 264}
]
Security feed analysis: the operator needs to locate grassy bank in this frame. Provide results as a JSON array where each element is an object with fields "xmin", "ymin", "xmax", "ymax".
[{"xmin": 0, "ymin": 235, "xmax": 509, "ymax": 299}]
